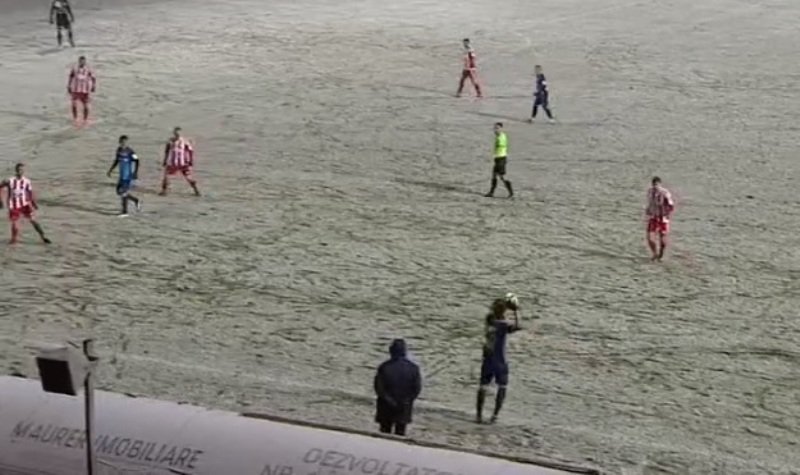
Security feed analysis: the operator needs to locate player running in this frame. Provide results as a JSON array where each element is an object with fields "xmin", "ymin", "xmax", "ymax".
[
  {"xmin": 476, "ymin": 293, "xmax": 521, "ymax": 424},
  {"xmin": 67, "ymin": 56, "xmax": 96, "ymax": 125},
  {"xmin": 107, "ymin": 135, "xmax": 141, "ymax": 217},
  {"xmin": 646, "ymin": 176, "xmax": 675, "ymax": 261},
  {"xmin": 49, "ymin": 0, "xmax": 75, "ymax": 48},
  {"xmin": 161, "ymin": 127, "xmax": 200, "ymax": 196},
  {"xmin": 484, "ymin": 122, "xmax": 513, "ymax": 198},
  {"xmin": 0, "ymin": 163, "xmax": 52, "ymax": 245},
  {"xmin": 529, "ymin": 65, "xmax": 554, "ymax": 123},
  {"xmin": 456, "ymin": 38, "xmax": 482, "ymax": 98}
]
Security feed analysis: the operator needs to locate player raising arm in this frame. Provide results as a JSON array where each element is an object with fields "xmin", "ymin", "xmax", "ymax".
[
  {"xmin": 476, "ymin": 293, "xmax": 522, "ymax": 424},
  {"xmin": 0, "ymin": 163, "xmax": 52, "ymax": 245},
  {"xmin": 645, "ymin": 176, "xmax": 675, "ymax": 261}
]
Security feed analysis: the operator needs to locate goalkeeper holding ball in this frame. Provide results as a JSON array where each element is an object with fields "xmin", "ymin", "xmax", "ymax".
[{"xmin": 476, "ymin": 293, "xmax": 522, "ymax": 424}]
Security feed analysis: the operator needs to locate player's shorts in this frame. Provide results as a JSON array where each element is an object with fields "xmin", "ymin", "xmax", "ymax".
[
  {"xmin": 9, "ymin": 205, "xmax": 34, "ymax": 222},
  {"xmin": 479, "ymin": 356, "xmax": 509, "ymax": 387},
  {"xmin": 55, "ymin": 13, "xmax": 71, "ymax": 28},
  {"xmin": 166, "ymin": 165, "xmax": 193, "ymax": 177},
  {"xmin": 71, "ymin": 92, "xmax": 90, "ymax": 104},
  {"xmin": 534, "ymin": 92, "xmax": 549, "ymax": 107},
  {"xmin": 492, "ymin": 157, "xmax": 507, "ymax": 176},
  {"xmin": 116, "ymin": 179, "xmax": 132, "ymax": 196},
  {"xmin": 647, "ymin": 217, "xmax": 670, "ymax": 235}
]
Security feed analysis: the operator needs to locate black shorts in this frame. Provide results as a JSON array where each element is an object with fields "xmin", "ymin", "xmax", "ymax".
[
  {"xmin": 480, "ymin": 356, "xmax": 509, "ymax": 386},
  {"xmin": 492, "ymin": 157, "xmax": 507, "ymax": 176},
  {"xmin": 534, "ymin": 93, "xmax": 549, "ymax": 107},
  {"xmin": 55, "ymin": 14, "xmax": 71, "ymax": 28}
]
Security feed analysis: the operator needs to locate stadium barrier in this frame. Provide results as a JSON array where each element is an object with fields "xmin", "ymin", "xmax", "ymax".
[{"xmin": 0, "ymin": 376, "xmax": 600, "ymax": 475}]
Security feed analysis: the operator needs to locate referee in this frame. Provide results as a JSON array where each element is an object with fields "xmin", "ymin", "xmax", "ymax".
[{"xmin": 484, "ymin": 122, "xmax": 513, "ymax": 198}]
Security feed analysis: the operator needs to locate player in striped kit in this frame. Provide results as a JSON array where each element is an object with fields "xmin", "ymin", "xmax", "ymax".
[
  {"xmin": 67, "ymin": 56, "xmax": 96, "ymax": 124},
  {"xmin": 646, "ymin": 176, "xmax": 675, "ymax": 261},
  {"xmin": 0, "ymin": 164, "xmax": 52, "ymax": 245},
  {"xmin": 456, "ymin": 38, "xmax": 482, "ymax": 98},
  {"xmin": 160, "ymin": 127, "xmax": 201, "ymax": 197}
]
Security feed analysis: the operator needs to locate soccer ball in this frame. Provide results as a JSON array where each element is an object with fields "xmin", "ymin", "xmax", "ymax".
[{"xmin": 504, "ymin": 292, "xmax": 519, "ymax": 310}]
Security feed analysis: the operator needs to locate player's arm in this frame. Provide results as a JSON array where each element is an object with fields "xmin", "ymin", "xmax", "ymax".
[
  {"xmin": 163, "ymin": 142, "xmax": 170, "ymax": 167},
  {"xmin": 107, "ymin": 151, "xmax": 119, "ymax": 177},
  {"xmin": 28, "ymin": 185, "xmax": 38, "ymax": 210},
  {"xmin": 0, "ymin": 180, "xmax": 7, "ymax": 210},
  {"xmin": 66, "ymin": 2, "xmax": 74, "ymax": 22},
  {"xmin": 67, "ymin": 69, "xmax": 74, "ymax": 93},
  {"xmin": 131, "ymin": 151, "xmax": 140, "ymax": 179},
  {"xmin": 373, "ymin": 364, "xmax": 397, "ymax": 406},
  {"xmin": 89, "ymin": 70, "xmax": 96, "ymax": 93},
  {"xmin": 49, "ymin": 1, "xmax": 56, "ymax": 23}
]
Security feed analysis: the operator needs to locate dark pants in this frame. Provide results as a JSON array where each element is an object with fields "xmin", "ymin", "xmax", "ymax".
[
  {"xmin": 379, "ymin": 421, "xmax": 407, "ymax": 436},
  {"xmin": 532, "ymin": 93, "xmax": 553, "ymax": 119}
]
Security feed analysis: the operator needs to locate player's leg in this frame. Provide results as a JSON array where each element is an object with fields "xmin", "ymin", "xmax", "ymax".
[
  {"xmin": 183, "ymin": 168, "xmax": 201, "ymax": 196},
  {"xmin": 82, "ymin": 95, "xmax": 90, "ymax": 122},
  {"xmin": 26, "ymin": 208, "xmax": 50, "ymax": 244},
  {"xmin": 490, "ymin": 368, "xmax": 509, "ymax": 423},
  {"xmin": 8, "ymin": 211, "xmax": 20, "ymax": 244},
  {"xmin": 29, "ymin": 219, "xmax": 51, "ymax": 244},
  {"xmin": 457, "ymin": 70, "xmax": 469, "ymax": 96},
  {"xmin": 393, "ymin": 423, "xmax": 407, "ymax": 436},
  {"xmin": 476, "ymin": 358, "xmax": 494, "ymax": 422},
  {"xmin": 56, "ymin": 26, "xmax": 63, "ymax": 47},
  {"xmin": 541, "ymin": 94, "xmax": 554, "ymax": 120},
  {"xmin": 657, "ymin": 226, "xmax": 669, "ymax": 260},
  {"xmin": 378, "ymin": 421, "xmax": 392, "ymax": 434},
  {"xmin": 498, "ymin": 159, "xmax": 513, "ymax": 198},
  {"xmin": 469, "ymin": 71, "xmax": 482, "ymax": 97},
  {"xmin": 646, "ymin": 224, "xmax": 658, "ymax": 260},
  {"xmin": 70, "ymin": 96, "xmax": 79, "ymax": 122},
  {"xmin": 66, "ymin": 24, "xmax": 74, "ymax": 47}
]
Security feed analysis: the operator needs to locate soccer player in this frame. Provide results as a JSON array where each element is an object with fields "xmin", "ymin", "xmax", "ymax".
[
  {"xmin": 49, "ymin": 0, "xmax": 75, "ymax": 48},
  {"xmin": 485, "ymin": 122, "xmax": 513, "ymax": 198},
  {"xmin": 0, "ymin": 163, "xmax": 51, "ymax": 245},
  {"xmin": 107, "ymin": 135, "xmax": 141, "ymax": 217},
  {"xmin": 67, "ymin": 56, "xmax": 96, "ymax": 124},
  {"xmin": 645, "ymin": 176, "xmax": 675, "ymax": 261},
  {"xmin": 529, "ymin": 65, "xmax": 554, "ymax": 123},
  {"xmin": 476, "ymin": 295, "xmax": 521, "ymax": 424},
  {"xmin": 161, "ymin": 127, "xmax": 200, "ymax": 196},
  {"xmin": 456, "ymin": 38, "xmax": 482, "ymax": 98}
]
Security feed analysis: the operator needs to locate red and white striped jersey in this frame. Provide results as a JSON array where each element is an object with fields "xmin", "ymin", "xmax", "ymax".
[
  {"xmin": 68, "ymin": 65, "xmax": 96, "ymax": 94},
  {"xmin": 166, "ymin": 137, "xmax": 194, "ymax": 168},
  {"xmin": 6, "ymin": 176, "xmax": 33, "ymax": 210},
  {"xmin": 646, "ymin": 185, "xmax": 674, "ymax": 218},
  {"xmin": 463, "ymin": 48, "xmax": 477, "ymax": 70}
]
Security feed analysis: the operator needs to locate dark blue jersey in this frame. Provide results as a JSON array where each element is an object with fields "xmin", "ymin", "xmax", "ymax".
[
  {"xmin": 535, "ymin": 73, "xmax": 549, "ymax": 97},
  {"xmin": 483, "ymin": 316, "xmax": 520, "ymax": 365},
  {"xmin": 113, "ymin": 147, "xmax": 138, "ymax": 181}
]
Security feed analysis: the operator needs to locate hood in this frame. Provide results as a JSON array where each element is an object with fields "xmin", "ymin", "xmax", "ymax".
[{"xmin": 389, "ymin": 339, "xmax": 407, "ymax": 359}]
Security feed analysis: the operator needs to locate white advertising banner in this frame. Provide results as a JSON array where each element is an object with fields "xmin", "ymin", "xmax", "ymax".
[{"xmin": 0, "ymin": 376, "xmax": 592, "ymax": 475}]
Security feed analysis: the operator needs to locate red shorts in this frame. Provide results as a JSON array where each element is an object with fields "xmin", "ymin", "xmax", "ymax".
[
  {"xmin": 166, "ymin": 165, "xmax": 193, "ymax": 176},
  {"xmin": 9, "ymin": 205, "xmax": 34, "ymax": 222},
  {"xmin": 71, "ymin": 92, "xmax": 90, "ymax": 103},
  {"xmin": 647, "ymin": 217, "xmax": 670, "ymax": 235}
]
